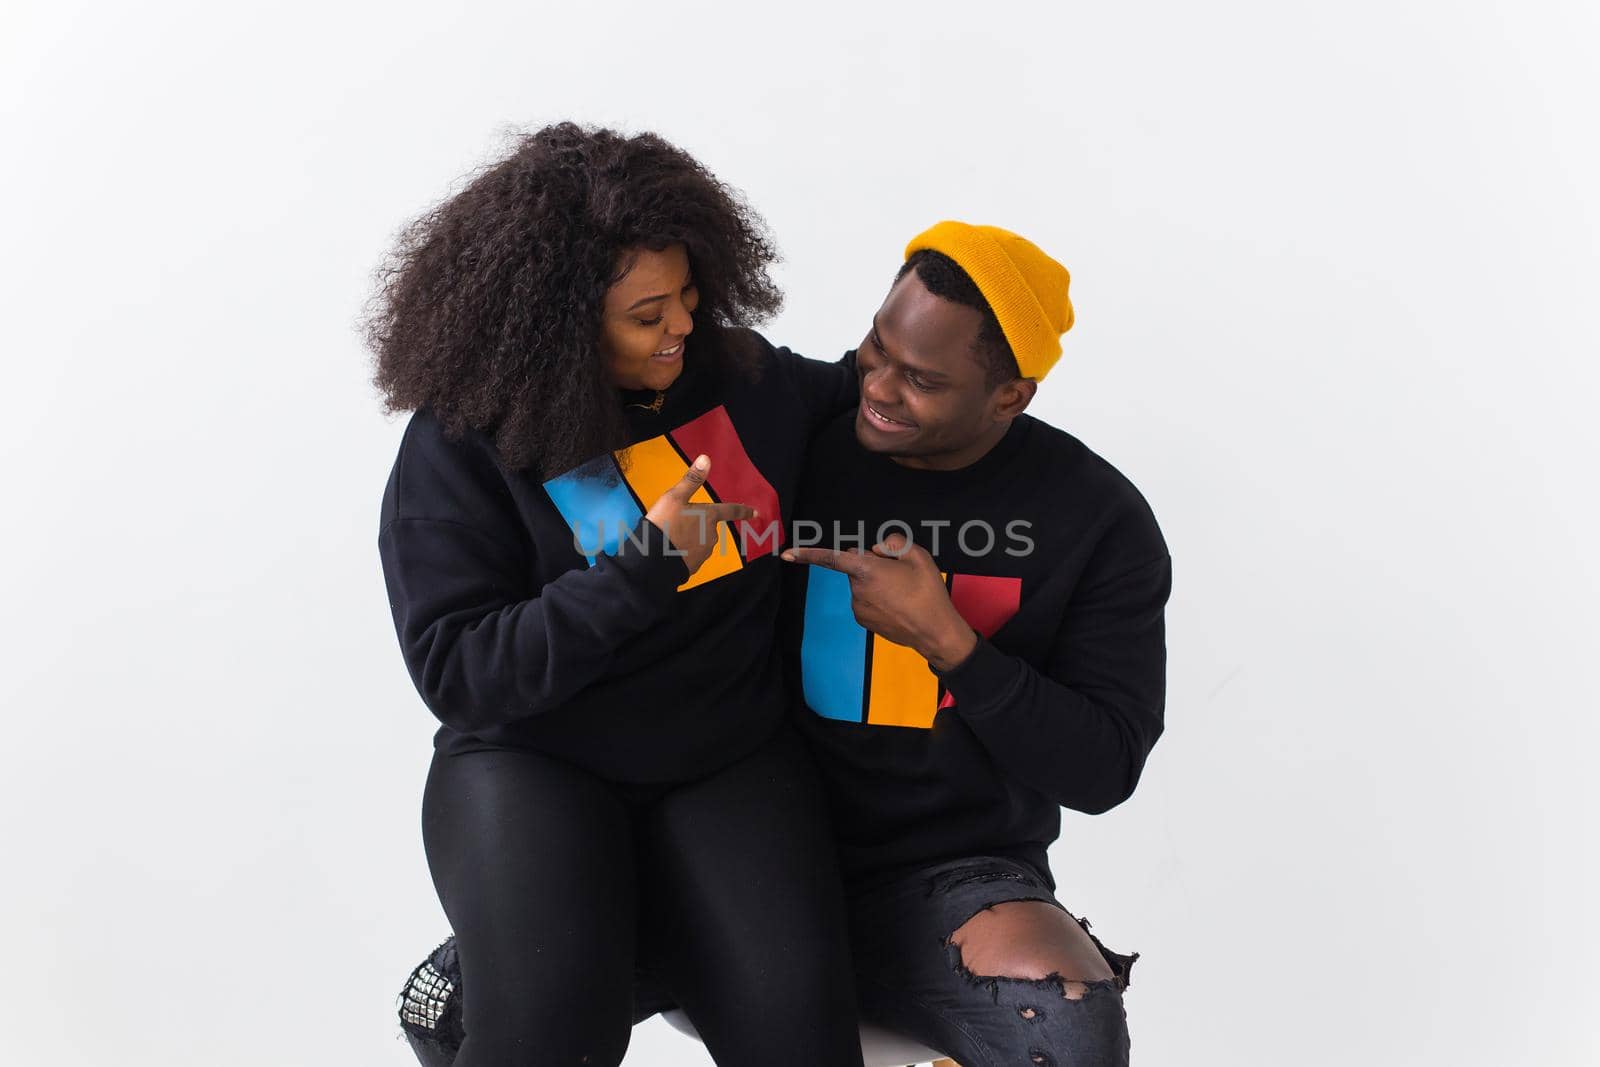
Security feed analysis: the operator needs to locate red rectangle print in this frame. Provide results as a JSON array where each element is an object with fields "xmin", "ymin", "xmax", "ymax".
[
  {"xmin": 939, "ymin": 574, "xmax": 1023, "ymax": 710},
  {"xmin": 951, "ymin": 573, "xmax": 1022, "ymax": 637},
  {"xmin": 669, "ymin": 405, "xmax": 784, "ymax": 559}
]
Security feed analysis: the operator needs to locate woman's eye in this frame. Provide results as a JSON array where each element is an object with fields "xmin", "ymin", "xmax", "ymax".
[{"xmin": 637, "ymin": 315, "xmax": 663, "ymax": 327}]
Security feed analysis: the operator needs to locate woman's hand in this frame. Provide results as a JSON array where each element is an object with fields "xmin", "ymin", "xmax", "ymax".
[{"xmin": 645, "ymin": 455, "xmax": 756, "ymax": 576}]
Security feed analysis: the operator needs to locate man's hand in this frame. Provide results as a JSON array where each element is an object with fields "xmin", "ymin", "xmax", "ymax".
[
  {"xmin": 782, "ymin": 532, "xmax": 978, "ymax": 671},
  {"xmin": 646, "ymin": 455, "xmax": 756, "ymax": 576}
]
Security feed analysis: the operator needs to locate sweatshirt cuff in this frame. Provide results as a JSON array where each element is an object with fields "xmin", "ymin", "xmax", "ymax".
[
  {"xmin": 930, "ymin": 634, "xmax": 1024, "ymax": 720},
  {"xmin": 610, "ymin": 516, "xmax": 691, "ymax": 606}
]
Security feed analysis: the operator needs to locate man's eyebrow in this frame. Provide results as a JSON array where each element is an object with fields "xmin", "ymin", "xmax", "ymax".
[{"xmin": 871, "ymin": 315, "xmax": 949, "ymax": 380}]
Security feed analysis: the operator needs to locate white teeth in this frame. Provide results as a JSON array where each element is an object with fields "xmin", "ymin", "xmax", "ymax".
[
  {"xmin": 655, "ymin": 342, "xmax": 682, "ymax": 356},
  {"xmin": 867, "ymin": 403, "xmax": 904, "ymax": 426}
]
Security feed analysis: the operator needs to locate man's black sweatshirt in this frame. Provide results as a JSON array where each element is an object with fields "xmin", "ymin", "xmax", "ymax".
[
  {"xmin": 378, "ymin": 330, "xmax": 856, "ymax": 784},
  {"xmin": 786, "ymin": 407, "xmax": 1171, "ymax": 889}
]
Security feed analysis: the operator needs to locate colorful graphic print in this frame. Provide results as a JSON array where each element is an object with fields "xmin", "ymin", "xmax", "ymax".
[
  {"xmin": 542, "ymin": 405, "xmax": 782, "ymax": 592},
  {"xmin": 801, "ymin": 566, "xmax": 1022, "ymax": 728}
]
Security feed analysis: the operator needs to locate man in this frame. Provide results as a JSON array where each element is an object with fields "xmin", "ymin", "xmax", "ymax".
[{"xmin": 400, "ymin": 222, "xmax": 1170, "ymax": 1067}]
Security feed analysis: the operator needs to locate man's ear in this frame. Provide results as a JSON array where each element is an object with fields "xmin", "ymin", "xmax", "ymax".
[{"xmin": 992, "ymin": 377, "xmax": 1037, "ymax": 420}]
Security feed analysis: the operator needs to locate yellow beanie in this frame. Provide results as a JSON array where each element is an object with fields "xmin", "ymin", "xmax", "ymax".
[{"xmin": 904, "ymin": 221, "xmax": 1074, "ymax": 381}]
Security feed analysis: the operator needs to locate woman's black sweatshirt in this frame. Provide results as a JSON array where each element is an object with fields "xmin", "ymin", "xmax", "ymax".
[{"xmin": 377, "ymin": 329, "xmax": 857, "ymax": 784}]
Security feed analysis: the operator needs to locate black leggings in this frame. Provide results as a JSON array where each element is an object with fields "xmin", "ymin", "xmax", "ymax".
[{"xmin": 421, "ymin": 722, "xmax": 864, "ymax": 1067}]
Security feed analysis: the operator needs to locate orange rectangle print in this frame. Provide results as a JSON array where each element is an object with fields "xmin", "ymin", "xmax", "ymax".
[
  {"xmin": 680, "ymin": 520, "xmax": 742, "ymax": 590},
  {"xmin": 619, "ymin": 434, "xmax": 713, "ymax": 511},
  {"xmin": 619, "ymin": 434, "xmax": 740, "ymax": 591},
  {"xmin": 865, "ymin": 633, "xmax": 941, "ymax": 728}
]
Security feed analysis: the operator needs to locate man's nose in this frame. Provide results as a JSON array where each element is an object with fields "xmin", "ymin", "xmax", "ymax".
[{"xmin": 861, "ymin": 365, "xmax": 896, "ymax": 404}]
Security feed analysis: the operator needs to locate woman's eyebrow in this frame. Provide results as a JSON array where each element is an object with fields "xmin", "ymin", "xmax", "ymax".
[{"xmin": 624, "ymin": 271, "xmax": 695, "ymax": 312}]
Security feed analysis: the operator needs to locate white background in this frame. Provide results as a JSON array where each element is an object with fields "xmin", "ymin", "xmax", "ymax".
[{"xmin": 4, "ymin": 1, "xmax": 1596, "ymax": 1063}]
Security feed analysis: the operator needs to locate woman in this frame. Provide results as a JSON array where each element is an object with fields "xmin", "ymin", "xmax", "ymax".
[{"xmin": 368, "ymin": 122, "xmax": 862, "ymax": 1066}]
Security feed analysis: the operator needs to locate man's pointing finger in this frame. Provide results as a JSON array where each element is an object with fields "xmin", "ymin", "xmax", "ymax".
[{"xmin": 780, "ymin": 546, "xmax": 872, "ymax": 576}]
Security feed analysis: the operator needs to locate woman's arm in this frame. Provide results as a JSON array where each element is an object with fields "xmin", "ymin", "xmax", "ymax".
[
  {"xmin": 379, "ymin": 511, "xmax": 688, "ymax": 734},
  {"xmin": 766, "ymin": 339, "xmax": 861, "ymax": 432},
  {"xmin": 378, "ymin": 412, "xmax": 741, "ymax": 734}
]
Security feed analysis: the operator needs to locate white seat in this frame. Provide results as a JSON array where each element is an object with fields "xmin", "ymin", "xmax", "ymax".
[{"xmin": 660, "ymin": 1008, "xmax": 946, "ymax": 1066}]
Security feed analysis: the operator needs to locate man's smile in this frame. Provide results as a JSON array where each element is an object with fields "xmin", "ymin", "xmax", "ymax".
[{"xmin": 860, "ymin": 399, "xmax": 916, "ymax": 432}]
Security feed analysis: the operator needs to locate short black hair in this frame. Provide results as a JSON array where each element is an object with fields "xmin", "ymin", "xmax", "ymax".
[{"xmin": 894, "ymin": 249, "xmax": 1022, "ymax": 389}]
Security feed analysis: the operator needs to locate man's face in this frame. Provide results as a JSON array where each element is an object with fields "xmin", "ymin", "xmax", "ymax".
[{"xmin": 853, "ymin": 269, "xmax": 1031, "ymax": 465}]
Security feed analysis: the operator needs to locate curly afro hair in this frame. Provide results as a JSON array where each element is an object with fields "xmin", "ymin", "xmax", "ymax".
[{"xmin": 364, "ymin": 121, "xmax": 782, "ymax": 477}]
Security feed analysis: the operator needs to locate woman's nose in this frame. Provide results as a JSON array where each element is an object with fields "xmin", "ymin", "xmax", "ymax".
[{"xmin": 666, "ymin": 299, "xmax": 695, "ymax": 337}]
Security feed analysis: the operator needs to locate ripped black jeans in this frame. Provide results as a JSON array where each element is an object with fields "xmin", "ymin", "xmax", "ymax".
[
  {"xmin": 402, "ymin": 854, "xmax": 1137, "ymax": 1067},
  {"xmin": 847, "ymin": 855, "xmax": 1136, "ymax": 1067}
]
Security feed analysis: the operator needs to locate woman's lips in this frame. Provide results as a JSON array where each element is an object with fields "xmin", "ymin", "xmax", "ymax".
[
  {"xmin": 651, "ymin": 340, "xmax": 685, "ymax": 362},
  {"xmin": 860, "ymin": 399, "xmax": 915, "ymax": 432}
]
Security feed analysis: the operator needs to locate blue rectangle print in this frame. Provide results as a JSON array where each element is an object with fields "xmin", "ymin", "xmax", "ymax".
[
  {"xmin": 800, "ymin": 565, "xmax": 868, "ymax": 722},
  {"xmin": 542, "ymin": 456, "xmax": 644, "ymax": 565}
]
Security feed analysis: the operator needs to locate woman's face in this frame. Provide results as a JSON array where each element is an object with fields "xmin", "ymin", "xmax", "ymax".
[{"xmin": 599, "ymin": 243, "xmax": 699, "ymax": 391}]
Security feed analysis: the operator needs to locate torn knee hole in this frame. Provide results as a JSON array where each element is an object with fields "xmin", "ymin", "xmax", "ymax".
[
  {"xmin": 945, "ymin": 942, "xmax": 1101, "ymax": 998},
  {"xmin": 1014, "ymin": 977, "xmax": 1093, "ymax": 1001}
]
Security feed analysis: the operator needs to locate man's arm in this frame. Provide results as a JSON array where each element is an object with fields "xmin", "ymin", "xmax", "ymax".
[{"xmin": 933, "ymin": 554, "xmax": 1171, "ymax": 814}]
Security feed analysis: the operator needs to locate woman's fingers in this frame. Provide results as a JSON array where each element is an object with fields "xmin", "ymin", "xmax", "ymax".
[
  {"xmin": 639, "ymin": 455, "xmax": 761, "ymax": 575},
  {"xmin": 658, "ymin": 454, "xmax": 711, "ymax": 508},
  {"xmin": 688, "ymin": 502, "xmax": 757, "ymax": 526}
]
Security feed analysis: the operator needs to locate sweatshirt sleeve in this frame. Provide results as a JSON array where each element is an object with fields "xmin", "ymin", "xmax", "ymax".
[
  {"xmin": 772, "ymin": 342, "xmax": 860, "ymax": 433},
  {"xmin": 933, "ymin": 553, "xmax": 1172, "ymax": 815},
  {"xmin": 379, "ymin": 513, "xmax": 689, "ymax": 733},
  {"xmin": 376, "ymin": 413, "xmax": 691, "ymax": 734}
]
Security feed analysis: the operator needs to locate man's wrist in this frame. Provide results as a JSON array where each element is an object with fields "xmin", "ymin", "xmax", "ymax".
[{"xmin": 925, "ymin": 618, "xmax": 979, "ymax": 673}]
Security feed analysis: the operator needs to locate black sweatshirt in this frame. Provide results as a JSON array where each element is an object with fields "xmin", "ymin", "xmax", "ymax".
[
  {"xmin": 378, "ymin": 329, "xmax": 857, "ymax": 784},
  {"xmin": 786, "ymin": 405, "xmax": 1171, "ymax": 889}
]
